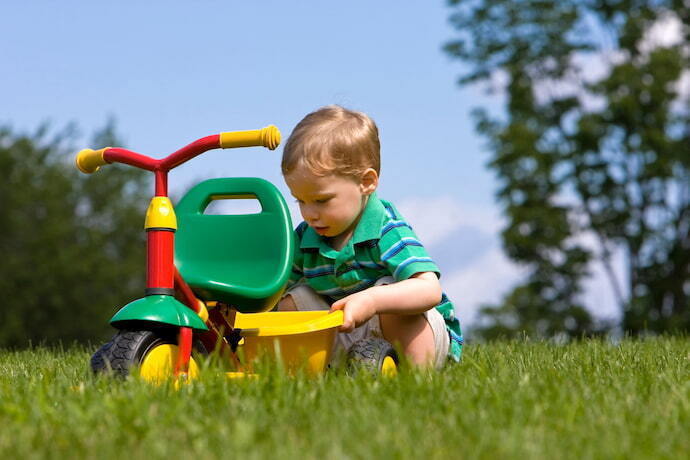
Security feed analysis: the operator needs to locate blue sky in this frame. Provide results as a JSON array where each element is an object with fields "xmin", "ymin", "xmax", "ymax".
[
  {"xmin": 2, "ymin": 1, "xmax": 491, "ymax": 200},
  {"xmin": 1, "ymin": 2, "xmax": 623, "ymax": 327}
]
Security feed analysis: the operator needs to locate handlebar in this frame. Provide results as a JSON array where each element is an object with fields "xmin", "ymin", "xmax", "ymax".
[
  {"xmin": 75, "ymin": 147, "xmax": 110, "ymax": 174},
  {"xmin": 75, "ymin": 125, "xmax": 281, "ymax": 175},
  {"xmin": 220, "ymin": 125, "xmax": 281, "ymax": 150}
]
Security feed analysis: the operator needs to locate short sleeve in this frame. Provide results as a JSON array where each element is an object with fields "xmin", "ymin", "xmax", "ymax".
[
  {"xmin": 287, "ymin": 222, "xmax": 308, "ymax": 288},
  {"xmin": 378, "ymin": 224, "xmax": 440, "ymax": 281}
]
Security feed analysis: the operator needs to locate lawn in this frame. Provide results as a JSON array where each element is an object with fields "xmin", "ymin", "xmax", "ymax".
[{"xmin": 0, "ymin": 338, "xmax": 687, "ymax": 459}]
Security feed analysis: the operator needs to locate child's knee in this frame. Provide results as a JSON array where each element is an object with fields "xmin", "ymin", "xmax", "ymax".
[
  {"xmin": 280, "ymin": 285, "xmax": 331, "ymax": 311},
  {"xmin": 379, "ymin": 312, "xmax": 436, "ymax": 366},
  {"xmin": 276, "ymin": 294, "xmax": 297, "ymax": 311},
  {"xmin": 379, "ymin": 312, "xmax": 431, "ymax": 339}
]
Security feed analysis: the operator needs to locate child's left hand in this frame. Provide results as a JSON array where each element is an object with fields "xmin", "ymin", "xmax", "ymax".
[{"xmin": 330, "ymin": 291, "xmax": 377, "ymax": 332}]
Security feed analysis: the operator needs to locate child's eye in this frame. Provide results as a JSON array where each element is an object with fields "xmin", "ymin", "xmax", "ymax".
[{"xmin": 315, "ymin": 197, "xmax": 331, "ymax": 204}]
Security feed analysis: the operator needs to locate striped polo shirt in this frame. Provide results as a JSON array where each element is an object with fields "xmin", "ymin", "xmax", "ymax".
[{"xmin": 288, "ymin": 192, "xmax": 463, "ymax": 362}]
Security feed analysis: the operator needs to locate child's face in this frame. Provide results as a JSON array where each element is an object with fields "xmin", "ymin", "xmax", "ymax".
[{"xmin": 285, "ymin": 164, "xmax": 375, "ymax": 241}]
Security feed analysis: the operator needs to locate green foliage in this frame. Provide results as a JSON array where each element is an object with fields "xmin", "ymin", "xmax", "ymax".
[
  {"xmin": 445, "ymin": 0, "xmax": 690, "ymax": 337},
  {"xmin": 0, "ymin": 122, "xmax": 149, "ymax": 347},
  {"xmin": 0, "ymin": 339, "xmax": 687, "ymax": 458}
]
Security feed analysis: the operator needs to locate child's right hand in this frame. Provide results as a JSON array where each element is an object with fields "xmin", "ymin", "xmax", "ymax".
[{"xmin": 330, "ymin": 291, "xmax": 377, "ymax": 333}]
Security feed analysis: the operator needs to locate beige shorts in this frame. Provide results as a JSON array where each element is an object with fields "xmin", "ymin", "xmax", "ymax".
[{"xmin": 284, "ymin": 276, "xmax": 450, "ymax": 369}]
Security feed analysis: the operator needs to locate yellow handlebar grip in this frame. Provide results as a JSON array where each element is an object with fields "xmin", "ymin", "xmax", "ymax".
[
  {"xmin": 75, "ymin": 148, "xmax": 109, "ymax": 174},
  {"xmin": 219, "ymin": 125, "xmax": 281, "ymax": 150}
]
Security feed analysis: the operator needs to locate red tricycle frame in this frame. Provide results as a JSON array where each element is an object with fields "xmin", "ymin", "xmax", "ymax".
[{"xmin": 76, "ymin": 127, "xmax": 281, "ymax": 375}]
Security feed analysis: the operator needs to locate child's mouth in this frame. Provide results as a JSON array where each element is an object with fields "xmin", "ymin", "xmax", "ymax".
[{"xmin": 314, "ymin": 226, "xmax": 329, "ymax": 234}]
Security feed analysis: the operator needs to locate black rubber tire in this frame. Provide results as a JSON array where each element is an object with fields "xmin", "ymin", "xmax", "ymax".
[
  {"xmin": 346, "ymin": 337, "xmax": 399, "ymax": 375},
  {"xmin": 90, "ymin": 329, "xmax": 177, "ymax": 378},
  {"xmin": 90, "ymin": 340, "xmax": 114, "ymax": 374}
]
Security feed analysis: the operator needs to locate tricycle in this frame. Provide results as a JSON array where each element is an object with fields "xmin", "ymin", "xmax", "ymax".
[{"xmin": 75, "ymin": 126, "xmax": 398, "ymax": 381}]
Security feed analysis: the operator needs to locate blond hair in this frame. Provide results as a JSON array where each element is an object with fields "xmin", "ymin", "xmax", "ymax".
[{"xmin": 281, "ymin": 105, "xmax": 380, "ymax": 178}]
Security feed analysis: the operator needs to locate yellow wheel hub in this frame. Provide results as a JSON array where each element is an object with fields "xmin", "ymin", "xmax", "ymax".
[
  {"xmin": 381, "ymin": 356, "xmax": 398, "ymax": 377},
  {"xmin": 139, "ymin": 344, "xmax": 199, "ymax": 383}
]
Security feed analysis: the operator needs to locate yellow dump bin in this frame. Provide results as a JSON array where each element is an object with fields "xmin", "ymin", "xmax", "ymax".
[{"xmin": 234, "ymin": 310, "xmax": 344, "ymax": 374}]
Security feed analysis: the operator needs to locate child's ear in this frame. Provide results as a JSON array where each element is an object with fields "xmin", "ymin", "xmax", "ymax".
[{"xmin": 359, "ymin": 168, "xmax": 379, "ymax": 195}]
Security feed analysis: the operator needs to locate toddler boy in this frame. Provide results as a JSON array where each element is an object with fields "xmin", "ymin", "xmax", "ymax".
[{"xmin": 278, "ymin": 105, "xmax": 462, "ymax": 367}]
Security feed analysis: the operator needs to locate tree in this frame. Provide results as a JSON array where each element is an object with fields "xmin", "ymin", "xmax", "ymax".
[
  {"xmin": 445, "ymin": 0, "xmax": 690, "ymax": 337},
  {"xmin": 0, "ymin": 121, "xmax": 149, "ymax": 347}
]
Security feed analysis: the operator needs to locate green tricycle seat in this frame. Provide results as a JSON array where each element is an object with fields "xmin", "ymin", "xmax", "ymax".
[{"xmin": 174, "ymin": 178, "xmax": 294, "ymax": 313}]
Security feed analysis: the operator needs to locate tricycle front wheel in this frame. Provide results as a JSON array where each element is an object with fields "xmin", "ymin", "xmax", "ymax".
[{"xmin": 91, "ymin": 329, "xmax": 201, "ymax": 382}]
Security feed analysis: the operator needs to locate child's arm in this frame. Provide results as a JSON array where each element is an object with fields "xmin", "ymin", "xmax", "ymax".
[{"xmin": 330, "ymin": 272, "xmax": 442, "ymax": 332}]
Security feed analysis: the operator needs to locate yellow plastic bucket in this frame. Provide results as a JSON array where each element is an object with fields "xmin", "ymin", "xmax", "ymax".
[{"xmin": 234, "ymin": 310, "xmax": 343, "ymax": 374}]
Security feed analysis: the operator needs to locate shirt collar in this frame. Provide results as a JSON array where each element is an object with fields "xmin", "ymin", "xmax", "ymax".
[
  {"xmin": 299, "ymin": 192, "xmax": 387, "ymax": 251},
  {"xmin": 352, "ymin": 192, "xmax": 387, "ymax": 244}
]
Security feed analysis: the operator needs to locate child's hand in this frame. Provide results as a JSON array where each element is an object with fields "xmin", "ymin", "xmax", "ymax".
[{"xmin": 330, "ymin": 291, "xmax": 377, "ymax": 333}]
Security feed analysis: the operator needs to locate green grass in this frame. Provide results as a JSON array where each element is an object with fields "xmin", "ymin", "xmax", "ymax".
[{"xmin": 0, "ymin": 338, "xmax": 687, "ymax": 459}]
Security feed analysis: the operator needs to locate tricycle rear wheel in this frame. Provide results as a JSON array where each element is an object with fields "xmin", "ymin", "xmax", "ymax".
[
  {"xmin": 346, "ymin": 337, "xmax": 398, "ymax": 377},
  {"xmin": 91, "ymin": 329, "xmax": 202, "ymax": 381}
]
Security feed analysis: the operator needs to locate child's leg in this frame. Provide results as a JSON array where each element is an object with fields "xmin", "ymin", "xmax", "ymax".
[
  {"xmin": 278, "ymin": 282, "xmax": 450, "ymax": 368},
  {"xmin": 276, "ymin": 293, "xmax": 298, "ymax": 311},
  {"xmin": 277, "ymin": 284, "xmax": 330, "ymax": 311},
  {"xmin": 379, "ymin": 313, "xmax": 435, "ymax": 366},
  {"xmin": 375, "ymin": 277, "xmax": 450, "ymax": 368}
]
